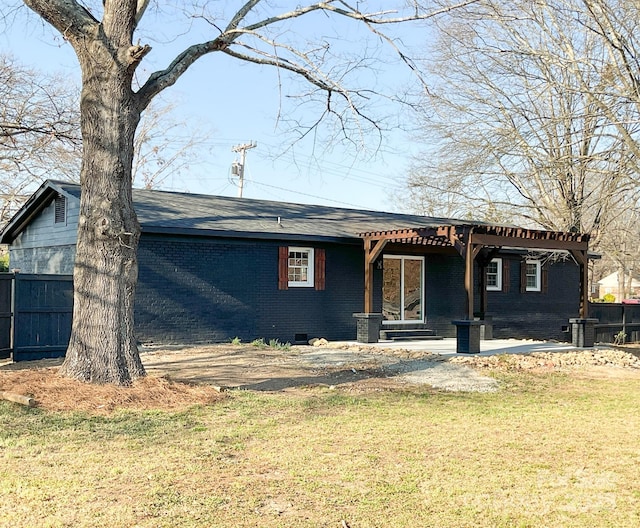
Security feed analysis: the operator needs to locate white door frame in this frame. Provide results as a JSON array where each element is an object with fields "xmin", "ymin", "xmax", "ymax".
[{"xmin": 382, "ymin": 254, "xmax": 425, "ymax": 324}]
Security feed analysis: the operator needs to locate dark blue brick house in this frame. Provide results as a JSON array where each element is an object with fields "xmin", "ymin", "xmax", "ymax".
[{"xmin": 1, "ymin": 180, "xmax": 591, "ymax": 346}]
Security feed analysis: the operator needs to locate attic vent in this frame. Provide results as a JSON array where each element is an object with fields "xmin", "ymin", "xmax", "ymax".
[{"xmin": 54, "ymin": 195, "xmax": 66, "ymax": 224}]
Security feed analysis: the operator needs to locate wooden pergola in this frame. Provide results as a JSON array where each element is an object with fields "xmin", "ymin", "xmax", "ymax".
[{"xmin": 359, "ymin": 224, "xmax": 591, "ymax": 319}]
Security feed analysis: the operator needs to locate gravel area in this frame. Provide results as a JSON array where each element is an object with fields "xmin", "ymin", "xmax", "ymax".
[
  {"xmin": 297, "ymin": 346, "xmax": 500, "ymax": 392},
  {"xmin": 297, "ymin": 344, "xmax": 640, "ymax": 392}
]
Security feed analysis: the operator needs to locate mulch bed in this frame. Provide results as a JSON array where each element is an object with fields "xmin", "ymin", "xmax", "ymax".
[{"xmin": 0, "ymin": 364, "xmax": 225, "ymax": 414}]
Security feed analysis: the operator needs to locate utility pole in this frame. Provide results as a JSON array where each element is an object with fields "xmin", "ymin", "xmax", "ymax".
[{"xmin": 231, "ymin": 141, "xmax": 257, "ymax": 198}]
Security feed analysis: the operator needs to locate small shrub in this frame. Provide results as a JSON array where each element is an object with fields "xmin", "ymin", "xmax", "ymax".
[
  {"xmin": 0, "ymin": 254, "xmax": 8, "ymax": 272},
  {"xmin": 230, "ymin": 337, "xmax": 242, "ymax": 345},
  {"xmin": 250, "ymin": 338, "xmax": 291, "ymax": 350},
  {"xmin": 614, "ymin": 331, "xmax": 627, "ymax": 345},
  {"xmin": 603, "ymin": 293, "xmax": 616, "ymax": 303},
  {"xmin": 268, "ymin": 339, "xmax": 291, "ymax": 351}
]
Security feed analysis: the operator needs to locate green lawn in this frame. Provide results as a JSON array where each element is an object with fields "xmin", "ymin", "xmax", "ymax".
[{"xmin": 1, "ymin": 371, "xmax": 640, "ymax": 527}]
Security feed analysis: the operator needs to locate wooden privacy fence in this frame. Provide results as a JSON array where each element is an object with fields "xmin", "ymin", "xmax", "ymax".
[
  {"xmin": 589, "ymin": 302, "xmax": 640, "ymax": 343},
  {"xmin": 0, "ymin": 274, "xmax": 12, "ymax": 359},
  {"xmin": 0, "ymin": 273, "xmax": 73, "ymax": 362}
]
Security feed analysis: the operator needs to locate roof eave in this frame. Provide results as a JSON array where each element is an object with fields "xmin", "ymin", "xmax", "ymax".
[
  {"xmin": 140, "ymin": 225, "xmax": 362, "ymax": 245},
  {"xmin": 0, "ymin": 180, "xmax": 76, "ymax": 244}
]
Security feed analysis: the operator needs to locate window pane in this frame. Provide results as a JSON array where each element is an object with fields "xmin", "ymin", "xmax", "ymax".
[
  {"xmin": 382, "ymin": 258, "xmax": 401, "ymax": 320},
  {"xmin": 486, "ymin": 260, "xmax": 500, "ymax": 290},
  {"xmin": 526, "ymin": 262, "xmax": 539, "ymax": 290},
  {"xmin": 487, "ymin": 261, "xmax": 498, "ymax": 287},
  {"xmin": 288, "ymin": 249, "xmax": 310, "ymax": 284},
  {"xmin": 403, "ymin": 259, "xmax": 422, "ymax": 320}
]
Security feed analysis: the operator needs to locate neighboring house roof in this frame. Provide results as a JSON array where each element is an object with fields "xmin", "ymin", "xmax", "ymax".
[
  {"xmin": 597, "ymin": 271, "xmax": 640, "ymax": 288},
  {"xmin": 0, "ymin": 179, "xmax": 499, "ymax": 245}
]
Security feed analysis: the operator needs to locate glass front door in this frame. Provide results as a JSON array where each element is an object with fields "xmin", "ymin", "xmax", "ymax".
[{"xmin": 382, "ymin": 255, "xmax": 424, "ymax": 322}]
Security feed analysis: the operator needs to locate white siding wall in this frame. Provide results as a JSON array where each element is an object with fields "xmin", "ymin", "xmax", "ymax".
[
  {"xmin": 12, "ymin": 195, "xmax": 79, "ymax": 250},
  {"xmin": 9, "ymin": 194, "xmax": 79, "ymax": 274}
]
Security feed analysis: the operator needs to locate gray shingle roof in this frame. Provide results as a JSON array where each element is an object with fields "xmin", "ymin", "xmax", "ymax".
[
  {"xmin": 1, "ymin": 179, "xmax": 491, "ymax": 244},
  {"xmin": 130, "ymin": 186, "xmax": 484, "ymax": 241}
]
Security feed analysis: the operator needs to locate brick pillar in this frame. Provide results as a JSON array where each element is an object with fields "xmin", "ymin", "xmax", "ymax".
[
  {"xmin": 452, "ymin": 320, "xmax": 483, "ymax": 353},
  {"xmin": 353, "ymin": 313, "xmax": 383, "ymax": 343},
  {"xmin": 569, "ymin": 318, "xmax": 598, "ymax": 348}
]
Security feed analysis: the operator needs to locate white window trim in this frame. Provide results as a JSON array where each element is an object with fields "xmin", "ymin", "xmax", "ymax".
[
  {"xmin": 526, "ymin": 260, "xmax": 541, "ymax": 292},
  {"xmin": 288, "ymin": 247, "xmax": 314, "ymax": 288},
  {"xmin": 486, "ymin": 258, "xmax": 502, "ymax": 291}
]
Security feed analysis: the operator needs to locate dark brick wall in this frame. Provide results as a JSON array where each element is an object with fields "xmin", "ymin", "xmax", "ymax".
[
  {"xmin": 135, "ymin": 235, "xmax": 581, "ymax": 345},
  {"xmin": 424, "ymin": 254, "xmax": 467, "ymax": 337},
  {"xmin": 415, "ymin": 253, "xmax": 578, "ymax": 341},
  {"xmin": 135, "ymin": 234, "xmax": 365, "ymax": 344},
  {"xmin": 481, "ymin": 256, "xmax": 579, "ymax": 341}
]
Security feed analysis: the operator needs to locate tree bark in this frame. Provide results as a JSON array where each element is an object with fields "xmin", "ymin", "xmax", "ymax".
[
  {"xmin": 20, "ymin": 0, "xmax": 454, "ymax": 384},
  {"xmin": 57, "ymin": 13, "xmax": 145, "ymax": 385}
]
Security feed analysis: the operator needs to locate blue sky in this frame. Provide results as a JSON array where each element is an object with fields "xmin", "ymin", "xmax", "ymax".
[{"xmin": 2, "ymin": 4, "xmax": 428, "ymax": 212}]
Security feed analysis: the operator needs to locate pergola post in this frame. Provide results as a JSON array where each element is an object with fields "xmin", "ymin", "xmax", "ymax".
[
  {"xmin": 465, "ymin": 236, "xmax": 474, "ymax": 320},
  {"xmin": 570, "ymin": 249, "xmax": 590, "ymax": 319},
  {"xmin": 356, "ymin": 236, "xmax": 388, "ymax": 344},
  {"xmin": 363, "ymin": 237, "xmax": 387, "ymax": 313}
]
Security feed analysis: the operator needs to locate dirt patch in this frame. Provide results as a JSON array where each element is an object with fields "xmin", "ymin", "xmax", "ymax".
[
  {"xmin": 139, "ymin": 344, "xmax": 497, "ymax": 393},
  {"xmin": 2, "ymin": 344, "xmax": 640, "ymax": 414}
]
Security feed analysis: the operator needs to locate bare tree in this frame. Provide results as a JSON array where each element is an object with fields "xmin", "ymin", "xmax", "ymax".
[
  {"xmin": 578, "ymin": 0, "xmax": 640, "ymax": 162},
  {"xmin": 403, "ymin": 0, "xmax": 639, "ymax": 242},
  {"xmin": 0, "ymin": 53, "xmax": 216, "ymax": 229},
  {"xmin": 592, "ymin": 200, "xmax": 640, "ymax": 300},
  {"xmin": 132, "ymin": 98, "xmax": 213, "ymax": 190},
  {"xmin": 16, "ymin": 1, "xmax": 473, "ymax": 384},
  {"xmin": 0, "ymin": 54, "xmax": 81, "ymax": 225}
]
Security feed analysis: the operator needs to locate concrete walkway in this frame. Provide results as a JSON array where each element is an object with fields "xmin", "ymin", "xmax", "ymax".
[{"xmin": 332, "ymin": 337, "xmax": 609, "ymax": 356}]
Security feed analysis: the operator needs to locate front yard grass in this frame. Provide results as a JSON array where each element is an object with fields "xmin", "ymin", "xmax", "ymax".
[{"xmin": 1, "ymin": 370, "xmax": 640, "ymax": 527}]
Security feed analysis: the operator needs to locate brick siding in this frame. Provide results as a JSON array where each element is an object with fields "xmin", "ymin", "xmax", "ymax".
[
  {"xmin": 135, "ymin": 234, "xmax": 364, "ymax": 344},
  {"xmin": 134, "ymin": 235, "xmax": 579, "ymax": 345}
]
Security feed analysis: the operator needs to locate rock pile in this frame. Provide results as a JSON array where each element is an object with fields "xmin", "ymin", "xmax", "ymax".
[
  {"xmin": 335, "ymin": 343, "xmax": 440, "ymax": 361},
  {"xmin": 450, "ymin": 348, "xmax": 640, "ymax": 371}
]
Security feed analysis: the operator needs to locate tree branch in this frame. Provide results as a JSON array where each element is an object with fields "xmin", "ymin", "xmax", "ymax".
[
  {"xmin": 23, "ymin": 0, "xmax": 98, "ymax": 42},
  {"xmin": 135, "ymin": 0, "xmax": 150, "ymax": 25},
  {"xmin": 136, "ymin": 1, "xmax": 477, "ymax": 111}
]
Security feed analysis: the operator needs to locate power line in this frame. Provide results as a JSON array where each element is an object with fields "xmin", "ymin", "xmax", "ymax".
[
  {"xmin": 246, "ymin": 179, "xmax": 368, "ymax": 209},
  {"xmin": 201, "ymin": 137, "xmax": 405, "ymax": 189}
]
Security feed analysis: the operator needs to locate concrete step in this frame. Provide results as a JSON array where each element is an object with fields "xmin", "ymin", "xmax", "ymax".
[{"xmin": 379, "ymin": 329, "xmax": 443, "ymax": 341}]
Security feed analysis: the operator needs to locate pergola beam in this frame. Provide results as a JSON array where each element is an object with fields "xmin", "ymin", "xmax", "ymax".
[
  {"xmin": 471, "ymin": 233, "xmax": 588, "ymax": 252},
  {"xmin": 358, "ymin": 224, "xmax": 591, "ymax": 320}
]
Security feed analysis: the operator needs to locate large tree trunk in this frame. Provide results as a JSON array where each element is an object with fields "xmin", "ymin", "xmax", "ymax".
[{"xmin": 60, "ymin": 37, "xmax": 145, "ymax": 385}]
